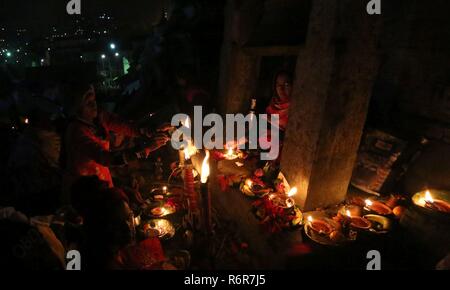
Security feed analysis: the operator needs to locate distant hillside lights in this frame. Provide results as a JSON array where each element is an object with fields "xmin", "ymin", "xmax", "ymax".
[{"xmin": 67, "ymin": 0, "xmax": 81, "ymax": 15}]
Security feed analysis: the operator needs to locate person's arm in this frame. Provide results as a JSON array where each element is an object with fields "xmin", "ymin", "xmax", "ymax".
[
  {"xmin": 100, "ymin": 110, "xmax": 141, "ymax": 137},
  {"xmin": 72, "ymin": 125, "xmax": 112, "ymax": 166},
  {"xmin": 73, "ymin": 125, "xmax": 143, "ymax": 166}
]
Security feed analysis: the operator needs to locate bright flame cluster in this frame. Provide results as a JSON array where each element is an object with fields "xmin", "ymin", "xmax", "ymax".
[{"xmin": 201, "ymin": 150, "xmax": 210, "ymax": 183}]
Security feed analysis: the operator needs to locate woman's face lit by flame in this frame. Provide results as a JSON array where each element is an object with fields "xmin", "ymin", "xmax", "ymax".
[{"xmin": 275, "ymin": 74, "xmax": 293, "ymax": 100}]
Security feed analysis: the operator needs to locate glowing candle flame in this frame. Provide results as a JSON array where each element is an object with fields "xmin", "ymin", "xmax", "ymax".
[
  {"xmin": 365, "ymin": 199, "xmax": 373, "ymax": 207},
  {"xmin": 287, "ymin": 187, "xmax": 297, "ymax": 197},
  {"xmin": 184, "ymin": 145, "xmax": 190, "ymax": 160},
  {"xmin": 162, "ymin": 186, "xmax": 167, "ymax": 193},
  {"xmin": 227, "ymin": 148, "xmax": 233, "ymax": 156},
  {"xmin": 201, "ymin": 150, "xmax": 210, "ymax": 183},
  {"xmin": 346, "ymin": 210, "xmax": 351, "ymax": 217},
  {"xmin": 24, "ymin": 118, "xmax": 29, "ymax": 124},
  {"xmin": 184, "ymin": 140, "xmax": 197, "ymax": 160},
  {"xmin": 425, "ymin": 190, "xmax": 434, "ymax": 203},
  {"xmin": 307, "ymin": 216, "xmax": 313, "ymax": 223},
  {"xmin": 246, "ymin": 179, "xmax": 253, "ymax": 188}
]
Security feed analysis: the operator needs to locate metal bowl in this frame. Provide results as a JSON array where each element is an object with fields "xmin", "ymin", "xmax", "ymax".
[{"xmin": 363, "ymin": 214, "xmax": 392, "ymax": 234}]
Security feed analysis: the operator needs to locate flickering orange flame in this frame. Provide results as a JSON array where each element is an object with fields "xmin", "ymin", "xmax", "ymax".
[
  {"xmin": 425, "ymin": 190, "xmax": 434, "ymax": 203},
  {"xmin": 287, "ymin": 187, "xmax": 297, "ymax": 197},
  {"xmin": 201, "ymin": 150, "xmax": 210, "ymax": 183}
]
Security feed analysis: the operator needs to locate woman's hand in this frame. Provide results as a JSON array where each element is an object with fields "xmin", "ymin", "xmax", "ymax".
[
  {"xmin": 156, "ymin": 123, "xmax": 174, "ymax": 133},
  {"xmin": 144, "ymin": 133, "xmax": 170, "ymax": 157}
]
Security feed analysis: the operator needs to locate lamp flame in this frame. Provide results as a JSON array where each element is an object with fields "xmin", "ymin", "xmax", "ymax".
[
  {"xmin": 425, "ymin": 190, "xmax": 434, "ymax": 203},
  {"xmin": 307, "ymin": 216, "xmax": 313, "ymax": 223},
  {"xmin": 184, "ymin": 140, "xmax": 197, "ymax": 160},
  {"xmin": 365, "ymin": 199, "xmax": 373, "ymax": 207},
  {"xmin": 346, "ymin": 210, "xmax": 351, "ymax": 217},
  {"xmin": 201, "ymin": 150, "xmax": 210, "ymax": 183},
  {"xmin": 287, "ymin": 187, "xmax": 297, "ymax": 197}
]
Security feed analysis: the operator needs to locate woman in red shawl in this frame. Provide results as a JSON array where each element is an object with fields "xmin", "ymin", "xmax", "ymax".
[
  {"xmin": 266, "ymin": 71, "xmax": 293, "ymax": 132},
  {"xmin": 64, "ymin": 84, "xmax": 170, "ymax": 197},
  {"xmin": 259, "ymin": 71, "xmax": 293, "ymax": 161}
]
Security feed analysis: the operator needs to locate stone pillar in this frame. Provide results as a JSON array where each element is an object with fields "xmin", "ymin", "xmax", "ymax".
[
  {"xmin": 281, "ymin": 0, "xmax": 382, "ymax": 210},
  {"xmin": 217, "ymin": 0, "xmax": 263, "ymax": 114}
]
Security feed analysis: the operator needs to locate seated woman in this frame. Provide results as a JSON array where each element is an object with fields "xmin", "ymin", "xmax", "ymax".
[
  {"xmin": 63, "ymin": 83, "xmax": 171, "ymax": 200},
  {"xmin": 266, "ymin": 70, "xmax": 293, "ymax": 133},
  {"xmin": 8, "ymin": 107, "xmax": 62, "ymax": 216}
]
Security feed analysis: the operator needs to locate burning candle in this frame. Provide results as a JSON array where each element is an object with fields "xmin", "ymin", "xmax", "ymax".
[
  {"xmin": 180, "ymin": 116, "xmax": 197, "ymax": 165},
  {"xmin": 224, "ymin": 147, "xmax": 238, "ymax": 160},
  {"xmin": 346, "ymin": 210, "xmax": 371, "ymax": 230},
  {"xmin": 287, "ymin": 187, "xmax": 297, "ymax": 197},
  {"xmin": 184, "ymin": 140, "xmax": 197, "ymax": 160},
  {"xmin": 162, "ymin": 186, "xmax": 168, "ymax": 194},
  {"xmin": 201, "ymin": 150, "xmax": 210, "ymax": 184},
  {"xmin": 133, "ymin": 215, "xmax": 141, "ymax": 226},
  {"xmin": 285, "ymin": 187, "xmax": 297, "ymax": 208},
  {"xmin": 307, "ymin": 216, "xmax": 333, "ymax": 235},
  {"xmin": 425, "ymin": 190, "xmax": 433, "ymax": 203},
  {"xmin": 200, "ymin": 150, "xmax": 212, "ymax": 233},
  {"xmin": 422, "ymin": 190, "xmax": 450, "ymax": 213},
  {"xmin": 179, "ymin": 149, "xmax": 185, "ymax": 167},
  {"xmin": 340, "ymin": 205, "xmax": 362, "ymax": 217},
  {"xmin": 365, "ymin": 199, "xmax": 392, "ymax": 215},
  {"xmin": 246, "ymin": 179, "xmax": 253, "ymax": 189}
]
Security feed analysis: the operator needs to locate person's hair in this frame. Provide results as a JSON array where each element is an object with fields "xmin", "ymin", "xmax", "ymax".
[
  {"xmin": 70, "ymin": 176, "xmax": 108, "ymax": 217},
  {"xmin": 61, "ymin": 81, "xmax": 93, "ymax": 116},
  {"xmin": 273, "ymin": 70, "xmax": 293, "ymax": 85},
  {"xmin": 174, "ymin": 64, "xmax": 198, "ymax": 85},
  {"xmin": 80, "ymin": 187, "xmax": 130, "ymax": 270},
  {"xmin": 84, "ymin": 188, "xmax": 129, "ymax": 226}
]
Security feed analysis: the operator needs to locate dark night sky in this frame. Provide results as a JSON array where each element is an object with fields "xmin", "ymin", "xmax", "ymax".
[{"xmin": 0, "ymin": 0, "xmax": 166, "ymax": 36}]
